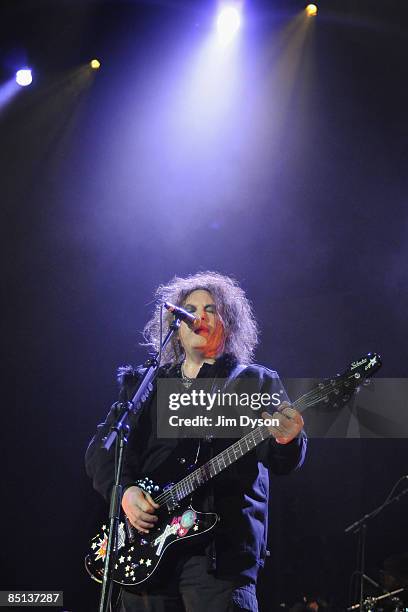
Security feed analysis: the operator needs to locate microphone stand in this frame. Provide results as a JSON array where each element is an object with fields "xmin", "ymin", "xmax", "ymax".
[
  {"xmin": 345, "ymin": 480, "xmax": 408, "ymax": 611},
  {"xmin": 98, "ymin": 317, "xmax": 181, "ymax": 612}
]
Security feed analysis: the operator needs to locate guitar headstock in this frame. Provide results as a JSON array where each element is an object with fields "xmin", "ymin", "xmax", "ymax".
[
  {"xmin": 298, "ymin": 352, "xmax": 383, "ymax": 411},
  {"xmin": 347, "ymin": 352, "xmax": 382, "ymax": 380},
  {"xmin": 323, "ymin": 352, "xmax": 382, "ymax": 408}
]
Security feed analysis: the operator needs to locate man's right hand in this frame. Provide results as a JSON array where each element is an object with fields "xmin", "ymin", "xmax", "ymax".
[{"xmin": 121, "ymin": 486, "xmax": 159, "ymax": 534}]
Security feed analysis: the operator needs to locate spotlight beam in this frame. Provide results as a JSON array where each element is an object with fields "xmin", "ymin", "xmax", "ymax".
[{"xmin": 216, "ymin": 4, "xmax": 242, "ymax": 44}]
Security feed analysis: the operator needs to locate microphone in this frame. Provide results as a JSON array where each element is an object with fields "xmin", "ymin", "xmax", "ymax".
[{"xmin": 164, "ymin": 302, "xmax": 200, "ymax": 329}]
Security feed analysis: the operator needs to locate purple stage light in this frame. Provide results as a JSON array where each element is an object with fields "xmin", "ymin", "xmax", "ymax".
[
  {"xmin": 216, "ymin": 5, "xmax": 241, "ymax": 44},
  {"xmin": 16, "ymin": 68, "xmax": 33, "ymax": 87}
]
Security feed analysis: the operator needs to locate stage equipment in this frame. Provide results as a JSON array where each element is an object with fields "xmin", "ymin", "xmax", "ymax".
[
  {"xmin": 94, "ymin": 307, "xmax": 183, "ymax": 612},
  {"xmin": 346, "ymin": 478, "xmax": 408, "ymax": 611},
  {"xmin": 16, "ymin": 69, "xmax": 32, "ymax": 87},
  {"xmin": 348, "ymin": 588, "xmax": 405, "ymax": 611},
  {"xmin": 163, "ymin": 302, "xmax": 200, "ymax": 329},
  {"xmin": 306, "ymin": 4, "xmax": 318, "ymax": 17}
]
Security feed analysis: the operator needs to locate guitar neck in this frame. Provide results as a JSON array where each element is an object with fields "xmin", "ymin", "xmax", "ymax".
[
  {"xmin": 162, "ymin": 424, "xmax": 273, "ymax": 505},
  {"xmin": 155, "ymin": 363, "xmax": 375, "ymax": 508},
  {"xmin": 162, "ymin": 389, "xmax": 321, "ymax": 504},
  {"xmin": 148, "ymin": 353, "xmax": 382, "ymax": 507}
]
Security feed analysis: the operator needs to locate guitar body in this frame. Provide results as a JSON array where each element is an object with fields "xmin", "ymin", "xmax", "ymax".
[
  {"xmin": 86, "ymin": 353, "xmax": 382, "ymax": 588},
  {"xmin": 85, "ymin": 500, "xmax": 218, "ymax": 586},
  {"xmin": 86, "ymin": 442, "xmax": 219, "ymax": 586}
]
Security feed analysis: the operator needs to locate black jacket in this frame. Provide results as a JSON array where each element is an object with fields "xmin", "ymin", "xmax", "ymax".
[{"xmin": 85, "ymin": 354, "xmax": 307, "ymax": 583}]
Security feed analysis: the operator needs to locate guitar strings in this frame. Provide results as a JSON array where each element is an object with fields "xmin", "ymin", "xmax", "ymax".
[
  {"xmin": 293, "ymin": 372, "xmax": 360, "ymax": 411},
  {"xmin": 153, "ymin": 425, "xmax": 271, "ymax": 506},
  {"xmin": 152, "ymin": 372, "xmax": 362, "ymax": 507},
  {"xmin": 152, "ymin": 374, "xmax": 359, "ymax": 506},
  {"xmin": 153, "ymin": 419, "xmax": 293, "ymax": 507}
]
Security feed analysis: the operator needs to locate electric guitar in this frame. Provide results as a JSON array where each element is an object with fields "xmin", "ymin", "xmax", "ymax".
[{"xmin": 85, "ymin": 352, "xmax": 381, "ymax": 586}]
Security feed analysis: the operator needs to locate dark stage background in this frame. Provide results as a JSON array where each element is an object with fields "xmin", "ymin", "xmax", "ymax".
[{"xmin": 2, "ymin": 1, "xmax": 407, "ymax": 610}]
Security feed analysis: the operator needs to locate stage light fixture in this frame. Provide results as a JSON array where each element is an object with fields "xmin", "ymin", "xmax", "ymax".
[
  {"xmin": 16, "ymin": 68, "xmax": 33, "ymax": 87},
  {"xmin": 90, "ymin": 59, "xmax": 101, "ymax": 70},
  {"xmin": 305, "ymin": 4, "xmax": 318, "ymax": 16},
  {"xmin": 216, "ymin": 4, "xmax": 242, "ymax": 44}
]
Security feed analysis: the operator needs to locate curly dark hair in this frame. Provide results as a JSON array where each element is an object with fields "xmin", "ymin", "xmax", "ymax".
[{"xmin": 143, "ymin": 271, "xmax": 259, "ymax": 365}]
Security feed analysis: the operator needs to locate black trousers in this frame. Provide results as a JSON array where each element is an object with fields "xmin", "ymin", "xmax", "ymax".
[{"xmin": 117, "ymin": 554, "xmax": 258, "ymax": 612}]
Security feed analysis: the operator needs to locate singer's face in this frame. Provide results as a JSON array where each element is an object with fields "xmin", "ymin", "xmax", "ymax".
[{"xmin": 178, "ymin": 290, "xmax": 224, "ymax": 359}]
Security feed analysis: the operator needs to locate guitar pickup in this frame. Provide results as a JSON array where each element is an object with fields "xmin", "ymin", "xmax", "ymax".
[{"xmin": 125, "ymin": 516, "xmax": 137, "ymax": 544}]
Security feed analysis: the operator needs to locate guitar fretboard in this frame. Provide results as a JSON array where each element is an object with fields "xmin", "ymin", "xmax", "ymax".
[
  {"xmin": 166, "ymin": 424, "xmax": 271, "ymax": 505},
  {"xmin": 155, "ymin": 366, "xmax": 371, "ymax": 509}
]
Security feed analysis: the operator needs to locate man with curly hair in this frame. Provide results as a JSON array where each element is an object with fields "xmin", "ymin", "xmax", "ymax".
[{"xmin": 86, "ymin": 271, "xmax": 306, "ymax": 612}]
